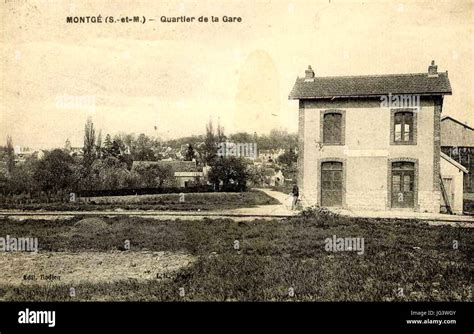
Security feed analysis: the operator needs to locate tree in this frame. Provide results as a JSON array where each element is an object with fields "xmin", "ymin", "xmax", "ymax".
[
  {"xmin": 134, "ymin": 133, "xmax": 156, "ymax": 161},
  {"xmin": 89, "ymin": 157, "xmax": 131, "ymax": 190},
  {"xmin": 103, "ymin": 134, "xmax": 120, "ymax": 158},
  {"xmin": 34, "ymin": 149, "xmax": 75, "ymax": 195},
  {"xmin": 184, "ymin": 144, "xmax": 196, "ymax": 161},
  {"xmin": 115, "ymin": 132, "xmax": 135, "ymax": 152},
  {"xmin": 112, "ymin": 134, "xmax": 134, "ymax": 168},
  {"xmin": 201, "ymin": 120, "xmax": 219, "ymax": 165},
  {"xmin": 247, "ymin": 164, "xmax": 266, "ymax": 187},
  {"xmin": 96, "ymin": 130, "xmax": 103, "ymax": 159},
  {"xmin": 277, "ymin": 148, "xmax": 298, "ymax": 167},
  {"xmin": 83, "ymin": 117, "xmax": 96, "ymax": 173},
  {"xmin": 208, "ymin": 157, "xmax": 249, "ymax": 191},
  {"xmin": 104, "ymin": 134, "xmax": 112, "ymax": 151},
  {"xmin": 227, "ymin": 129, "xmax": 297, "ymax": 151},
  {"xmin": 133, "ymin": 163, "xmax": 173, "ymax": 188},
  {"xmin": 217, "ymin": 119, "xmax": 226, "ymax": 142},
  {"xmin": 110, "ymin": 140, "xmax": 121, "ymax": 158},
  {"xmin": 4, "ymin": 156, "xmax": 39, "ymax": 195},
  {"xmin": 5, "ymin": 136, "xmax": 15, "ymax": 177},
  {"xmin": 229, "ymin": 132, "xmax": 253, "ymax": 144}
]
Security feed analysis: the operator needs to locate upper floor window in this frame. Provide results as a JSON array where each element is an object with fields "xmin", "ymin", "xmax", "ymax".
[
  {"xmin": 391, "ymin": 110, "xmax": 417, "ymax": 145},
  {"xmin": 322, "ymin": 111, "xmax": 344, "ymax": 145}
]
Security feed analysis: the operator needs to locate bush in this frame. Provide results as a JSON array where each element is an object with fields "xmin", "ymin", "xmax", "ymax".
[
  {"xmin": 33, "ymin": 149, "xmax": 76, "ymax": 195},
  {"xmin": 297, "ymin": 205, "xmax": 342, "ymax": 227},
  {"xmin": 76, "ymin": 185, "xmax": 215, "ymax": 197}
]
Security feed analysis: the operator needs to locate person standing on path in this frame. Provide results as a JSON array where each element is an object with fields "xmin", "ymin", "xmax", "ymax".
[{"xmin": 291, "ymin": 183, "xmax": 299, "ymax": 210}]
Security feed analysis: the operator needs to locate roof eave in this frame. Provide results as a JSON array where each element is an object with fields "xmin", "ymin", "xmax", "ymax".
[
  {"xmin": 441, "ymin": 152, "xmax": 469, "ymax": 174},
  {"xmin": 289, "ymin": 91, "xmax": 452, "ymax": 100},
  {"xmin": 441, "ymin": 116, "xmax": 474, "ymax": 132}
]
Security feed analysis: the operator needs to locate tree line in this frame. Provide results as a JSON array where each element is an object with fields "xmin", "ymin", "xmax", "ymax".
[{"xmin": 0, "ymin": 118, "xmax": 297, "ymax": 199}]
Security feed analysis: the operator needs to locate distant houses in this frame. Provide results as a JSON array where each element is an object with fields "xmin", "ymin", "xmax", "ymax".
[
  {"xmin": 64, "ymin": 139, "xmax": 83, "ymax": 158},
  {"xmin": 4, "ymin": 135, "xmax": 297, "ymax": 191},
  {"xmin": 132, "ymin": 160, "xmax": 204, "ymax": 188},
  {"xmin": 11, "ymin": 146, "xmax": 49, "ymax": 163},
  {"xmin": 13, "ymin": 146, "xmax": 36, "ymax": 163},
  {"xmin": 257, "ymin": 149, "xmax": 285, "ymax": 163},
  {"xmin": 262, "ymin": 167, "xmax": 285, "ymax": 187},
  {"xmin": 217, "ymin": 141, "xmax": 258, "ymax": 160}
]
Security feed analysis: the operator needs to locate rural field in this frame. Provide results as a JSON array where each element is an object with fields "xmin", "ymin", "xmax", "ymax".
[
  {"xmin": 0, "ymin": 190, "xmax": 279, "ymax": 211},
  {"xmin": 0, "ymin": 209, "xmax": 472, "ymax": 301}
]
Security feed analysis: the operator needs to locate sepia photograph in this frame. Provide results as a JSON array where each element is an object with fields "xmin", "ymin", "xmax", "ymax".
[{"xmin": 0, "ymin": 0, "xmax": 472, "ymax": 331}]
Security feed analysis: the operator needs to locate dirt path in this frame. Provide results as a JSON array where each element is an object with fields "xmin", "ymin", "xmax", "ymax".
[
  {"xmin": 0, "ymin": 189, "xmax": 298, "ymax": 220},
  {"xmin": 0, "ymin": 251, "xmax": 196, "ymax": 286},
  {"xmin": 2, "ymin": 188, "xmax": 473, "ymax": 227}
]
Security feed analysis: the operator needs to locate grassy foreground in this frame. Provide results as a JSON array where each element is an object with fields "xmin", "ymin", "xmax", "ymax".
[
  {"xmin": 0, "ymin": 190, "xmax": 279, "ymax": 211},
  {"xmin": 0, "ymin": 211, "xmax": 472, "ymax": 301}
]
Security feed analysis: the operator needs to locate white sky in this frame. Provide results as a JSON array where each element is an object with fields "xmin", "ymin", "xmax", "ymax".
[{"xmin": 1, "ymin": 0, "xmax": 473, "ymax": 149}]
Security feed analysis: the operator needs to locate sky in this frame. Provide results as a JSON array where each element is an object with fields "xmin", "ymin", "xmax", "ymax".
[{"xmin": 1, "ymin": 0, "xmax": 473, "ymax": 149}]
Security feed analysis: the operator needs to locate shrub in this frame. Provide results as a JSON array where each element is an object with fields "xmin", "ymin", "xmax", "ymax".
[{"xmin": 297, "ymin": 205, "xmax": 342, "ymax": 227}]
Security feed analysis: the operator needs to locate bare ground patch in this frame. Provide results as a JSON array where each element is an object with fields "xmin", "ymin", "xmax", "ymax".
[
  {"xmin": 0, "ymin": 251, "xmax": 197, "ymax": 286},
  {"xmin": 6, "ymin": 215, "xmax": 75, "ymax": 221}
]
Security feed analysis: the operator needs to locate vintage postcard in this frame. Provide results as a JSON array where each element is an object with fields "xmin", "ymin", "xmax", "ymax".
[{"xmin": 0, "ymin": 0, "xmax": 472, "ymax": 330}]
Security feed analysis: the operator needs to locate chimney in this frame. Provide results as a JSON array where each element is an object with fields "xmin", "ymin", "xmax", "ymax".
[
  {"xmin": 428, "ymin": 60, "xmax": 438, "ymax": 77},
  {"xmin": 305, "ymin": 65, "xmax": 315, "ymax": 81}
]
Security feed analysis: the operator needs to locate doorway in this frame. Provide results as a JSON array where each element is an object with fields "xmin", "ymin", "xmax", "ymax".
[
  {"xmin": 391, "ymin": 161, "xmax": 415, "ymax": 208},
  {"xmin": 321, "ymin": 161, "xmax": 343, "ymax": 207}
]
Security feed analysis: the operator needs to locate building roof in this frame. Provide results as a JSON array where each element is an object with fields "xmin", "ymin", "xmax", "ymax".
[
  {"xmin": 441, "ymin": 116, "xmax": 474, "ymax": 147},
  {"xmin": 441, "ymin": 152, "xmax": 468, "ymax": 174},
  {"xmin": 289, "ymin": 72, "xmax": 452, "ymax": 99},
  {"xmin": 441, "ymin": 115, "xmax": 474, "ymax": 131},
  {"xmin": 132, "ymin": 160, "xmax": 200, "ymax": 173}
]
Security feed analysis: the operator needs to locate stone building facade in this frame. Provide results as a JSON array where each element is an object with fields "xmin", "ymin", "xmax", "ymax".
[{"xmin": 289, "ymin": 61, "xmax": 458, "ymax": 213}]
